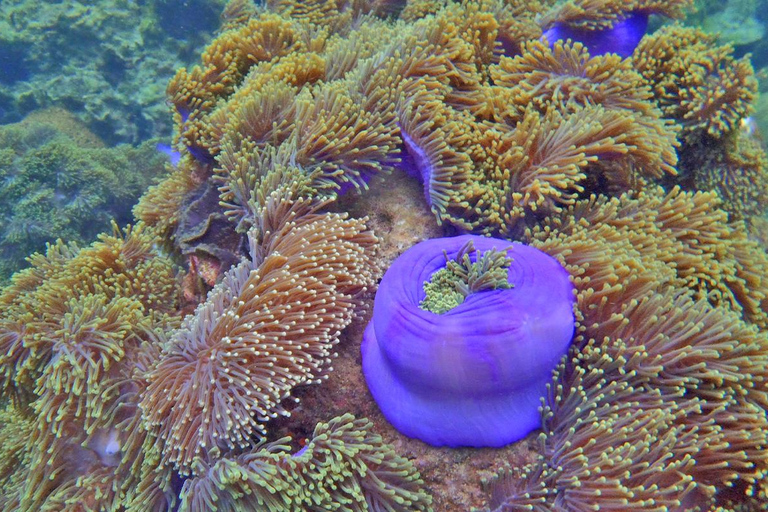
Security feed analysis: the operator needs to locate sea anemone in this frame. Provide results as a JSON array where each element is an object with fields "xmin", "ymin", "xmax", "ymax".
[
  {"xmin": 361, "ymin": 234, "xmax": 575, "ymax": 447},
  {"xmin": 632, "ymin": 24, "xmax": 757, "ymax": 138},
  {"xmin": 542, "ymin": 11, "xmax": 650, "ymax": 58},
  {"xmin": 177, "ymin": 413, "xmax": 432, "ymax": 512},
  {"xmin": 140, "ymin": 201, "xmax": 378, "ymax": 473},
  {"xmin": 538, "ymin": 0, "xmax": 693, "ymax": 57}
]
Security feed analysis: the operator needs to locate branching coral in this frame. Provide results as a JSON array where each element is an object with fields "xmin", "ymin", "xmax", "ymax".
[{"xmin": 178, "ymin": 413, "xmax": 432, "ymax": 512}]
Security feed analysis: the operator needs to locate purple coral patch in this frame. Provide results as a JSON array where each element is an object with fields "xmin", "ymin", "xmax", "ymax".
[
  {"xmin": 543, "ymin": 11, "xmax": 649, "ymax": 58},
  {"xmin": 361, "ymin": 235, "xmax": 575, "ymax": 447}
]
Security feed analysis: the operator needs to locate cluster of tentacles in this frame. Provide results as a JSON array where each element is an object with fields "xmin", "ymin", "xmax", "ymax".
[
  {"xmin": 0, "ymin": 200, "xmax": 432, "ymax": 510},
  {"xmin": 480, "ymin": 187, "xmax": 768, "ymax": 510},
  {"xmin": 137, "ymin": 0, "xmax": 768, "ymax": 509},
  {"xmin": 2, "ymin": 0, "xmax": 768, "ymax": 510}
]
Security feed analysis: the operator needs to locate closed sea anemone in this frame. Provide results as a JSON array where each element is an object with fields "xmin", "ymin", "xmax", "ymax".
[
  {"xmin": 542, "ymin": 11, "xmax": 650, "ymax": 58},
  {"xmin": 538, "ymin": 0, "xmax": 693, "ymax": 58},
  {"xmin": 361, "ymin": 235, "xmax": 575, "ymax": 447}
]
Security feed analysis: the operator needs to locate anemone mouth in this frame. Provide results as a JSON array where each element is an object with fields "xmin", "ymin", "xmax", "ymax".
[
  {"xmin": 361, "ymin": 235, "xmax": 576, "ymax": 447},
  {"xmin": 419, "ymin": 240, "xmax": 514, "ymax": 314}
]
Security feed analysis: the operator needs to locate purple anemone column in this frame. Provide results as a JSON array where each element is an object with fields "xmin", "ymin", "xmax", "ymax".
[
  {"xmin": 361, "ymin": 235, "xmax": 575, "ymax": 447},
  {"xmin": 542, "ymin": 11, "xmax": 650, "ymax": 58}
]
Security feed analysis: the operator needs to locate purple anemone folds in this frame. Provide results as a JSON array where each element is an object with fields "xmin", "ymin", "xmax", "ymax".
[
  {"xmin": 542, "ymin": 12, "xmax": 649, "ymax": 58},
  {"xmin": 361, "ymin": 235, "xmax": 575, "ymax": 448}
]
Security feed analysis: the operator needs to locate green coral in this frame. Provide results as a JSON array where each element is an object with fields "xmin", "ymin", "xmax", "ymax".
[
  {"xmin": 0, "ymin": 0, "xmax": 226, "ymax": 144},
  {"xmin": 420, "ymin": 241, "xmax": 513, "ymax": 314},
  {"xmin": 688, "ymin": 0, "xmax": 765, "ymax": 46},
  {"xmin": 178, "ymin": 414, "xmax": 433, "ymax": 512},
  {"xmin": 0, "ymin": 118, "xmax": 167, "ymax": 282}
]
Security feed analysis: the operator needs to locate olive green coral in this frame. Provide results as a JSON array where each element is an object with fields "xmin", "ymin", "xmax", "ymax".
[{"xmin": 0, "ymin": 115, "xmax": 168, "ymax": 282}]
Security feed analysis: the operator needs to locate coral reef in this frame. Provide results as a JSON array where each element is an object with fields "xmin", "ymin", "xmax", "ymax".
[
  {"xmin": 2, "ymin": 0, "xmax": 768, "ymax": 510},
  {"xmin": 687, "ymin": 0, "xmax": 766, "ymax": 47},
  {"xmin": 0, "ymin": 109, "xmax": 168, "ymax": 282},
  {"xmin": 0, "ymin": 0, "xmax": 227, "ymax": 144},
  {"xmin": 362, "ymin": 235, "xmax": 574, "ymax": 448}
]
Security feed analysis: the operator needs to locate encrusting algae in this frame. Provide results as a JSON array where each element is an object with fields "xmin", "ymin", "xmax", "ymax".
[{"xmin": 2, "ymin": 0, "xmax": 768, "ymax": 510}]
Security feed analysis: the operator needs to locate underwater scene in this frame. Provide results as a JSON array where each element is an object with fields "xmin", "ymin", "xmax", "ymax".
[{"xmin": 2, "ymin": 0, "xmax": 768, "ymax": 510}]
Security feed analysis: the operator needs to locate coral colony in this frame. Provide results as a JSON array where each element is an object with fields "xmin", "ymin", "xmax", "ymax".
[{"xmin": 1, "ymin": 0, "xmax": 768, "ymax": 510}]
